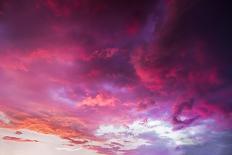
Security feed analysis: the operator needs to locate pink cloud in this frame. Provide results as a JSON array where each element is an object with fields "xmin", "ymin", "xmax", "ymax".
[
  {"xmin": 0, "ymin": 0, "xmax": 231, "ymax": 154},
  {"xmin": 2, "ymin": 136, "xmax": 39, "ymax": 143},
  {"xmin": 78, "ymin": 93, "xmax": 119, "ymax": 107},
  {"xmin": 15, "ymin": 131, "xmax": 23, "ymax": 135}
]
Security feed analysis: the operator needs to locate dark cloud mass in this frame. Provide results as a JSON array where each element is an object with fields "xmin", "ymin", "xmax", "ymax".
[{"xmin": 0, "ymin": 0, "xmax": 231, "ymax": 155}]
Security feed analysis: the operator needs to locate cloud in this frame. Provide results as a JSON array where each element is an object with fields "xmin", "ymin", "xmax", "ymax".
[
  {"xmin": 179, "ymin": 131, "xmax": 232, "ymax": 155},
  {"xmin": 0, "ymin": 0, "xmax": 231, "ymax": 154},
  {"xmin": 56, "ymin": 147, "xmax": 81, "ymax": 152},
  {"xmin": 15, "ymin": 131, "xmax": 23, "ymax": 135},
  {"xmin": 93, "ymin": 118, "xmax": 212, "ymax": 155},
  {"xmin": 130, "ymin": 0, "xmax": 232, "ymax": 129},
  {"xmin": 63, "ymin": 137, "xmax": 88, "ymax": 145},
  {"xmin": 2, "ymin": 136, "xmax": 39, "ymax": 143},
  {"xmin": 78, "ymin": 93, "xmax": 119, "ymax": 107},
  {"xmin": 0, "ymin": 112, "xmax": 10, "ymax": 124}
]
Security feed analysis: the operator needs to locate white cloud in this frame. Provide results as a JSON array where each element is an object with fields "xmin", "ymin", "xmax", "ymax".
[
  {"xmin": 95, "ymin": 118, "xmax": 212, "ymax": 151},
  {"xmin": 0, "ymin": 112, "xmax": 10, "ymax": 124},
  {"xmin": 56, "ymin": 147, "xmax": 81, "ymax": 151}
]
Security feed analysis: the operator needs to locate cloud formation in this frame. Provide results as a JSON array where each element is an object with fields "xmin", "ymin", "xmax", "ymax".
[{"xmin": 0, "ymin": 0, "xmax": 231, "ymax": 154}]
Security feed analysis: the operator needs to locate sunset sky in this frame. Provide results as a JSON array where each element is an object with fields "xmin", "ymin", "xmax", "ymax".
[{"xmin": 0, "ymin": 0, "xmax": 231, "ymax": 155}]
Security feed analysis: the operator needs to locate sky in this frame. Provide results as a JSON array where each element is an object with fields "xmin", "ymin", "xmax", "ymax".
[{"xmin": 0, "ymin": 0, "xmax": 232, "ymax": 155}]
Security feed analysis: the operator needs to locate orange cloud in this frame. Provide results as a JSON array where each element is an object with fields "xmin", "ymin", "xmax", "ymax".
[
  {"xmin": 0, "ymin": 102, "xmax": 98, "ymax": 143},
  {"xmin": 78, "ymin": 93, "xmax": 119, "ymax": 107}
]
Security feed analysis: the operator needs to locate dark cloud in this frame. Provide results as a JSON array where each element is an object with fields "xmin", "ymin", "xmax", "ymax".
[
  {"xmin": 0, "ymin": 0, "xmax": 158, "ymax": 51},
  {"xmin": 131, "ymin": 0, "xmax": 232, "ymax": 127}
]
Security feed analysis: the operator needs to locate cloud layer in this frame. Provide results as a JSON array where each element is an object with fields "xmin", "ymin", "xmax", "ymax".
[{"xmin": 0, "ymin": 0, "xmax": 231, "ymax": 154}]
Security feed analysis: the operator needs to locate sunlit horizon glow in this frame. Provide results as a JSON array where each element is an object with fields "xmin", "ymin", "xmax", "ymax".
[{"xmin": 0, "ymin": 0, "xmax": 232, "ymax": 155}]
